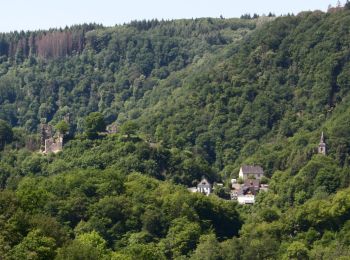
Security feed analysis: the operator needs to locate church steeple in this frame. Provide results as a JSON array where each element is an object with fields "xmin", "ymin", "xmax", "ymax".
[{"xmin": 318, "ymin": 132, "xmax": 326, "ymax": 155}]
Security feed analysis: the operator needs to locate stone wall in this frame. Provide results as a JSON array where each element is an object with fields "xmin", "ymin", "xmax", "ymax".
[{"xmin": 44, "ymin": 135, "xmax": 63, "ymax": 154}]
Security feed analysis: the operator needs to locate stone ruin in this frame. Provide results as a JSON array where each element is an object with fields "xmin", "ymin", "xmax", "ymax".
[
  {"xmin": 106, "ymin": 123, "xmax": 118, "ymax": 134},
  {"xmin": 40, "ymin": 124, "xmax": 63, "ymax": 154}
]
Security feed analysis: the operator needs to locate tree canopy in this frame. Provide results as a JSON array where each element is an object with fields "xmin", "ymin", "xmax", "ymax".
[
  {"xmin": 1, "ymin": 7, "xmax": 350, "ymax": 259},
  {"xmin": 0, "ymin": 119, "xmax": 13, "ymax": 149},
  {"xmin": 84, "ymin": 112, "xmax": 106, "ymax": 139}
]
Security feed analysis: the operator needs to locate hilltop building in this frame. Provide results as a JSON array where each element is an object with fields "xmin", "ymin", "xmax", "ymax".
[
  {"xmin": 239, "ymin": 165, "xmax": 264, "ymax": 180},
  {"xmin": 318, "ymin": 132, "xmax": 326, "ymax": 155}
]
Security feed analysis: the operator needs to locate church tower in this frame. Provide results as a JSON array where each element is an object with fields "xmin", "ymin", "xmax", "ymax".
[{"xmin": 318, "ymin": 132, "xmax": 326, "ymax": 155}]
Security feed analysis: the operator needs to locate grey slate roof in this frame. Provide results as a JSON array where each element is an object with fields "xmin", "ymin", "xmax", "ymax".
[
  {"xmin": 243, "ymin": 179, "xmax": 260, "ymax": 189},
  {"xmin": 234, "ymin": 179, "xmax": 260, "ymax": 196},
  {"xmin": 241, "ymin": 165, "xmax": 264, "ymax": 174}
]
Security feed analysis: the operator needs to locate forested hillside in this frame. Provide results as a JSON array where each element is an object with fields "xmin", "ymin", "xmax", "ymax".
[
  {"xmin": 1, "ymin": 8, "xmax": 350, "ymax": 259},
  {"xmin": 0, "ymin": 18, "xmax": 255, "ymax": 132}
]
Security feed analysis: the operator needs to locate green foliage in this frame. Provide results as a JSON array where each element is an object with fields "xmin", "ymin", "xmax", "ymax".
[
  {"xmin": 16, "ymin": 177, "xmax": 52, "ymax": 212},
  {"xmin": 0, "ymin": 162, "xmax": 15, "ymax": 189},
  {"xmin": 260, "ymin": 176, "xmax": 269, "ymax": 184},
  {"xmin": 9, "ymin": 229, "xmax": 56, "ymax": 260},
  {"xmin": 0, "ymin": 160, "xmax": 242, "ymax": 258},
  {"xmin": 0, "ymin": 119, "xmax": 13, "ymax": 149},
  {"xmin": 213, "ymin": 185, "xmax": 230, "ymax": 199},
  {"xmin": 84, "ymin": 112, "xmax": 106, "ymax": 139},
  {"xmin": 220, "ymin": 237, "xmax": 242, "ymax": 260},
  {"xmin": 1, "ymin": 9, "xmax": 350, "ymax": 259},
  {"xmin": 160, "ymin": 217, "xmax": 201, "ymax": 258},
  {"xmin": 282, "ymin": 241, "xmax": 309, "ymax": 260},
  {"xmin": 118, "ymin": 243, "xmax": 166, "ymax": 260},
  {"xmin": 55, "ymin": 120, "xmax": 69, "ymax": 135},
  {"xmin": 0, "ymin": 18, "xmax": 255, "ymax": 135},
  {"xmin": 190, "ymin": 233, "xmax": 222, "ymax": 260},
  {"xmin": 260, "ymin": 208, "xmax": 279, "ymax": 222},
  {"xmin": 120, "ymin": 121, "xmax": 138, "ymax": 139},
  {"xmin": 55, "ymin": 240, "xmax": 104, "ymax": 260},
  {"xmin": 72, "ymin": 231, "xmax": 109, "ymax": 259}
]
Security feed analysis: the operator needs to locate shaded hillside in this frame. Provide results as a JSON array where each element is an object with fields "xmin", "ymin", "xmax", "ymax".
[{"xmin": 0, "ymin": 18, "xmax": 256, "ymax": 132}]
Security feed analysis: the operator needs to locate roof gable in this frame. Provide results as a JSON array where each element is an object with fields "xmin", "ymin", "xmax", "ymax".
[{"xmin": 198, "ymin": 178, "xmax": 211, "ymax": 186}]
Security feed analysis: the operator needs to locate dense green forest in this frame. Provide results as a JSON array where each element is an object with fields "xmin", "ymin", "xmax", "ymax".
[{"xmin": 1, "ymin": 7, "xmax": 350, "ymax": 259}]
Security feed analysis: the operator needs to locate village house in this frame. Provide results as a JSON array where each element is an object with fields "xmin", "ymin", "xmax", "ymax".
[
  {"xmin": 237, "ymin": 193, "xmax": 255, "ymax": 204},
  {"xmin": 197, "ymin": 177, "xmax": 212, "ymax": 196},
  {"xmin": 239, "ymin": 165, "xmax": 264, "ymax": 180},
  {"xmin": 235, "ymin": 179, "xmax": 259, "ymax": 204},
  {"xmin": 231, "ymin": 165, "xmax": 267, "ymax": 204}
]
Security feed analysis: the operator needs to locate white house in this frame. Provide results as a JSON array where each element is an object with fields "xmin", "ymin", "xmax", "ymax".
[
  {"xmin": 197, "ymin": 178, "xmax": 212, "ymax": 196},
  {"xmin": 187, "ymin": 187, "xmax": 198, "ymax": 193},
  {"xmin": 237, "ymin": 194, "xmax": 255, "ymax": 204},
  {"xmin": 239, "ymin": 165, "xmax": 264, "ymax": 180}
]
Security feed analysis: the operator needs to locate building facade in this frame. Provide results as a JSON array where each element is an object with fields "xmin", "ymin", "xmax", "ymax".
[
  {"xmin": 239, "ymin": 165, "xmax": 264, "ymax": 180},
  {"xmin": 197, "ymin": 178, "xmax": 212, "ymax": 196}
]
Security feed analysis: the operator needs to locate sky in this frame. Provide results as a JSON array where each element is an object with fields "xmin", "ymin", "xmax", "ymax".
[{"xmin": 0, "ymin": 0, "xmax": 341, "ymax": 32}]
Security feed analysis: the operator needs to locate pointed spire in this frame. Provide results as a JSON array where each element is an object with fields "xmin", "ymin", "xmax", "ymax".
[{"xmin": 318, "ymin": 131, "xmax": 326, "ymax": 155}]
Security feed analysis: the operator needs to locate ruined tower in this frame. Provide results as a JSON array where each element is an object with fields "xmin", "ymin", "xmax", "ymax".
[
  {"xmin": 40, "ymin": 123, "xmax": 63, "ymax": 154},
  {"xmin": 40, "ymin": 124, "xmax": 53, "ymax": 152}
]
